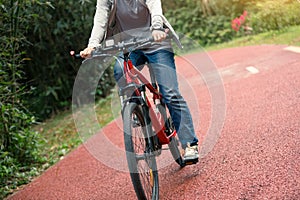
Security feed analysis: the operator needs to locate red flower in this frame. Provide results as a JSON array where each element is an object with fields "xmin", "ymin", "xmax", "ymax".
[
  {"xmin": 231, "ymin": 18, "xmax": 241, "ymax": 32},
  {"xmin": 231, "ymin": 10, "xmax": 248, "ymax": 32},
  {"xmin": 239, "ymin": 15, "xmax": 245, "ymax": 24}
]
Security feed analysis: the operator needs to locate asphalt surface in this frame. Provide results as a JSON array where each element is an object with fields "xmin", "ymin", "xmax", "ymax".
[{"xmin": 8, "ymin": 45, "xmax": 300, "ymax": 200}]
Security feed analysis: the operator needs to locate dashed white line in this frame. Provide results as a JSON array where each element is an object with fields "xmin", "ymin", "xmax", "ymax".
[
  {"xmin": 284, "ymin": 46, "xmax": 300, "ymax": 54},
  {"xmin": 246, "ymin": 66, "xmax": 260, "ymax": 74}
]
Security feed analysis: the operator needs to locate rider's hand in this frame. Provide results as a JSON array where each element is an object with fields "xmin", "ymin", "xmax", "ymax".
[
  {"xmin": 152, "ymin": 29, "xmax": 169, "ymax": 42},
  {"xmin": 80, "ymin": 46, "xmax": 95, "ymax": 58}
]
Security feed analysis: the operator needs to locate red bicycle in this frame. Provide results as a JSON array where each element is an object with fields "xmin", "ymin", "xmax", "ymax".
[{"xmin": 72, "ymin": 37, "xmax": 189, "ymax": 200}]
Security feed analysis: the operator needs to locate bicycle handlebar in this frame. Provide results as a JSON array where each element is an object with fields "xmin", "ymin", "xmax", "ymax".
[
  {"xmin": 70, "ymin": 50, "xmax": 82, "ymax": 59},
  {"xmin": 70, "ymin": 35, "xmax": 172, "ymax": 59},
  {"xmin": 106, "ymin": 37, "xmax": 154, "ymax": 51}
]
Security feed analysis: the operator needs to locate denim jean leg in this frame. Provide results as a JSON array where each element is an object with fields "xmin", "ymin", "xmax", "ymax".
[
  {"xmin": 113, "ymin": 55, "xmax": 127, "ymax": 88},
  {"xmin": 144, "ymin": 50, "xmax": 198, "ymax": 148}
]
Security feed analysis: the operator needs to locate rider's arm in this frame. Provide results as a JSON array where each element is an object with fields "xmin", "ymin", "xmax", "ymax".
[
  {"xmin": 146, "ymin": 0, "xmax": 183, "ymax": 48},
  {"xmin": 145, "ymin": 0, "xmax": 167, "ymax": 42},
  {"xmin": 88, "ymin": 0, "xmax": 111, "ymax": 47},
  {"xmin": 81, "ymin": 0, "xmax": 111, "ymax": 58},
  {"xmin": 145, "ymin": 0, "xmax": 163, "ymax": 30}
]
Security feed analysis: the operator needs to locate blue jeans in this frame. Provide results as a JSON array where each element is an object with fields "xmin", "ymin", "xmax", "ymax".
[{"xmin": 114, "ymin": 49, "xmax": 198, "ymax": 148}]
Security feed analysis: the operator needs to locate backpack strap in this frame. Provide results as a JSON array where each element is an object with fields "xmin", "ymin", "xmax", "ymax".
[{"xmin": 138, "ymin": 0, "xmax": 147, "ymax": 7}]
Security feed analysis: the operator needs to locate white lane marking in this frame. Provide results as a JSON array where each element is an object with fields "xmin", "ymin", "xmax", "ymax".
[
  {"xmin": 246, "ymin": 66, "xmax": 260, "ymax": 74},
  {"xmin": 284, "ymin": 46, "xmax": 300, "ymax": 53}
]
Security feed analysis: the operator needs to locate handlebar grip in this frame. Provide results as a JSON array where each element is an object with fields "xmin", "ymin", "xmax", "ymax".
[{"xmin": 70, "ymin": 51, "xmax": 82, "ymax": 59}]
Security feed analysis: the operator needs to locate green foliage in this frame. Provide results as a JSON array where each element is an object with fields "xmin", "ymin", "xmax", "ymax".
[
  {"xmin": 209, "ymin": 0, "xmax": 255, "ymax": 17},
  {"xmin": 165, "ymin": 2, "xmax": 234, "ymax": 46},
  {"xmin": 165, "ymin": 0, "xmax": 300, "ymax": 46},
  {"xmin": 0, "ymin": 143, "xmax": 42, "ymax": 198},
  {"xmin": 0, "ymin": 0, "xmax": 46, "ymax": 198},
  {"xmin": 207, "ymin": 25, "xmax": 300, "ymax": 51},
  {"xmin": 23, "ymin": 0, "xmax": 115, "ymax": 119},
  {"xmin": 248, "ymin": 0, "xmax": 300, "ymax": 33},
  {"xmin": 0, "ymin": 104, "xmax": 40, "ymax": 162}
]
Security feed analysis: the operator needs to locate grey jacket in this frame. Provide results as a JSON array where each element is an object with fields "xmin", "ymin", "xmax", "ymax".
[{"xmin": 88, "ymin": 0, "xmax": 181, "ymax": 48}]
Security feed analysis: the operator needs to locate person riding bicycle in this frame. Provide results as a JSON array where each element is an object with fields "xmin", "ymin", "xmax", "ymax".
[{"xmin": 80, "ymin": 0, "xmax": 199, "ymax": 163}]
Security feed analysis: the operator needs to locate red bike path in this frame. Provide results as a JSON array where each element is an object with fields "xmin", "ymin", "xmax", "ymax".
[{"xmin": 8, "ymin": 45, "xmax": 300, "ymax": 200}]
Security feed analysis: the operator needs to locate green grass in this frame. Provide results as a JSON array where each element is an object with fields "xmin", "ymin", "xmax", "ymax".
[
  {"xmin": 206, "ymin": 25, "xmax": 300, "ymax": 51},
  {"xmin": 36, "ymin": 94, "xmax": 116, "ymax": 164}
]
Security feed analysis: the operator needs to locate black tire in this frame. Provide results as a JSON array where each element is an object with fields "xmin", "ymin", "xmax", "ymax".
[
  {"xmin": 168, "ymin": 132, "xmax": 186, "ymax": 167},
  {"xmin": 123, "ymin": 102, "xmax": 159, "ymax": 200},
  {"xmin": 156, "ymin": 104, "xmax": 185, "ymax": 167}
]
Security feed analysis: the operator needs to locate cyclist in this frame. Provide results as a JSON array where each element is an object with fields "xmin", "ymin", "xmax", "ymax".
[{"xmin": 80, "ymin": 0, "xmax": 199, "ymax": 163}]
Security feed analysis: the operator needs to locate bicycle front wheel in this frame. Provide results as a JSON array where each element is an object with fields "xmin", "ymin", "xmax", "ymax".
[{"xmin": 123, "ymin": 102, "xmax": 159, "ymax": 200}]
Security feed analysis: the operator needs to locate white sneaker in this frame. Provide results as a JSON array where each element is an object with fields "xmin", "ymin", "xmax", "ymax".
[{"xmin": 183, "ymin": 143, "xmax": 199, "ymax": 164}]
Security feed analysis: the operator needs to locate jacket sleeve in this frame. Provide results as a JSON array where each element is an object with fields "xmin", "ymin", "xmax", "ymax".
[
  {"xmin": 145, "ymin": 0, "xmax": 163, "ymax": 30},
  {"xmin": 145, "ymin": 0, "xmax": 183, "ymax": 49},
  {"xmin": 88, "ymin": 0, "xmax": 111, "ymax": 47}
]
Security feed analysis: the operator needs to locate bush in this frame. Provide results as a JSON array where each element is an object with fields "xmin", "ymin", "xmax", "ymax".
[
  {"xmin": 21, "ymin": 0, "xmax": 115, "ymax": 119},
  {"xmin": 0, "ymin": 0, "xmax": 44, "ymax": 198},
  {"xmin": 209, "ymin": 0, "xmax": 256, "ymax": 18},
  {"xmin": 165, "ymin": 0, "xmax": 300, "ymax": 44},
  {"xmin": 165, "ymin": 2, "xmax": 235, "ymax": 46},
  {"xmin": 0, "ymin": 104, "xmax": 40, "ymax": 163},
  {"xmin": 248, "ymin": 0, "xmax": 300, "ymax": 33}
]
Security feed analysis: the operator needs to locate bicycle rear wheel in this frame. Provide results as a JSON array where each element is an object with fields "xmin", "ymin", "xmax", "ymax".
[
  {"xmin": 168, "ymin": 130, "xmax": 186, "ymax": 167},
  {"xmin": 156, "ymin": 104, "xmax": 185, "ymax": 167},
  {"xmin": 123, "ymin": 102, "xmax": 159, "ymax": 200}
]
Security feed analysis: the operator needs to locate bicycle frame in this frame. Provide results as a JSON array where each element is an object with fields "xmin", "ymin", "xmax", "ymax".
[
  {"xmin": 121, "ymin": 53, "xmax": 176, "ymax": 145},
  {"xmin": 72, "ymin": 38, "xmax": 178, "ymax": 145}
]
